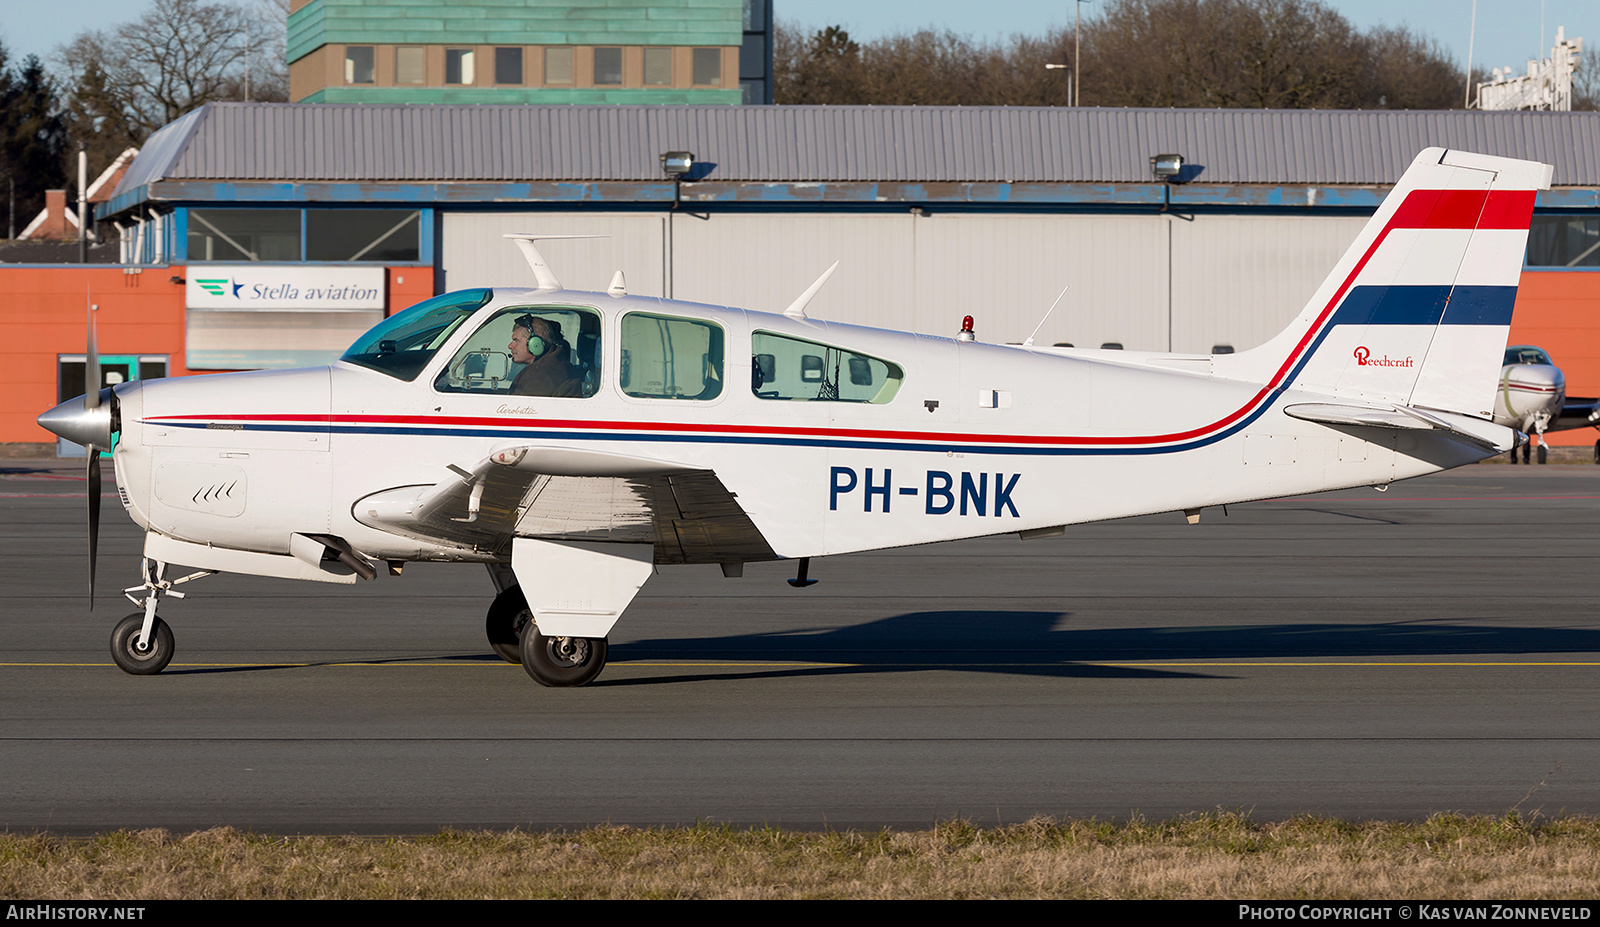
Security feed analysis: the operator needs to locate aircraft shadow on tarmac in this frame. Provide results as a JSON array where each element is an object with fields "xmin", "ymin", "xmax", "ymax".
[
  {"xmin": 148, "ymin": 609, "xmax": 1600, "ymax": 685},
  {"xmin": 585, "ymin": 609, "xmax": 1600, "ymax": 687}
]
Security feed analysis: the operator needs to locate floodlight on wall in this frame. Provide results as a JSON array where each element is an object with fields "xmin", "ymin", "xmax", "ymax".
[
  {"xmin": 662, "ymin": 151, "xmax": 695, "ymax": 212},
  {"xmin": 1149, "ymin": 153, "xmax": 1185, "ymax": 180},
  {"xmin": 660, "ymin": 151, "xmax": 695, "ymax": 177}
]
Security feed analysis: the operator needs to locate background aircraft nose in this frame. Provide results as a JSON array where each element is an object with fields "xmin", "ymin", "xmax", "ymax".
[
  {"xmin": 37, "ymin": 390, "xmax": 114, "ymax": 449},
  {"xmin": 1505, "ymin": 363, "xmax": 1564, "ymax": 393}
]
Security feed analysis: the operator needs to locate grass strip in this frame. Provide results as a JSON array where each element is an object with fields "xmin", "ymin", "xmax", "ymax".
[{"xmin": 4, "ymin": 813, "xmax": 1600, "ymax": 900}]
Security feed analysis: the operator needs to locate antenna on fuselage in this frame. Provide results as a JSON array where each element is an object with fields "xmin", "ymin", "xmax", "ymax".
[
  {"xmin": 1023, "ymin": 284, "xmax": 1070, "ymax": 347},
  {"xmin": 783, "ymin": 260, "xmax": 840, "ymax": 320},
  {"xmin": 501, "ymin": 234, "xmax": 609, "ymax": 291}
]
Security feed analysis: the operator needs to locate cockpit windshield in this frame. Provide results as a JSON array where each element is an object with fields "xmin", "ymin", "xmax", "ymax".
[
  {"xmin": 340, "ymin": 289, "xmax": 494, "ymax": 380},
  {"xmin": 1504, "ymin": 346, "xmax": 1553, "ymax": 367}
]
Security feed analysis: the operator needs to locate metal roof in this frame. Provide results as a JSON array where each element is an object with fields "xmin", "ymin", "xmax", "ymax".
[{"xmin": 114, "ymin": 103, "xmax": 1600, "ymax": 197}]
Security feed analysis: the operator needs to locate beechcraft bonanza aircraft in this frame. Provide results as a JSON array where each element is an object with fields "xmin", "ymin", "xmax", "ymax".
[
  {"xmin": 1492, "ymin": 345, "xmax": 1600, "ymax": 463},
  {"xmin": 39, "ymin": 148, "xmax": 1550, "ymax": 687}
]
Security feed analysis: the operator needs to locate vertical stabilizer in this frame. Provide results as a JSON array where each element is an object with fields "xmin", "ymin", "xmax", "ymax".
[{"xmin": 1219, "ymin": 148, "xmax": 1550, "ymax": 419}]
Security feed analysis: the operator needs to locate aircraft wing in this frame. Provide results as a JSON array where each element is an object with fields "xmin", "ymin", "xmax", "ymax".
[
  {"xmin": 1552, "ymin": 396, "xmax": 1600, "ymax": 433},
  {"xmin": 353, "ymin": 445, "xmax": 777, "ymax": 565}
]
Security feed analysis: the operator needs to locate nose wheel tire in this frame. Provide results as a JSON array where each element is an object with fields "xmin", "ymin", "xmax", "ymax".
[
  {"xmin": 485, "ymin": 585, "xmax": 533, "ymax": 664},
  {"xmin": 110, "ymin": 613, "xmax": 174, "ymax": 676},
  {"xmin": 519, "ymin": 624, "xmax": 608, "ymax": 687}
]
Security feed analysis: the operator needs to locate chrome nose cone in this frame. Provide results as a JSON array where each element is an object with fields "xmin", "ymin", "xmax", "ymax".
[{"xmin": 38, "ymin": 390, "xmax": 114, "ymax": 448}]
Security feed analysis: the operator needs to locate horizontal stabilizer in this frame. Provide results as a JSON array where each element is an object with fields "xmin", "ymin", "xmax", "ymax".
[{"xmin": 1284, "ymin": 402, "xmax": 1521, "ymax": 452}]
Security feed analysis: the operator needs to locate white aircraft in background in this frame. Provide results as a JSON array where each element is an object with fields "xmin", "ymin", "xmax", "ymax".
[
  {"xmin": 1493, "ymin": 345, "xmax": 1600, "ymax": 463},
  {"xmin": 39, "ymin": 148, "xmax": 1548, "ymax": 687}
]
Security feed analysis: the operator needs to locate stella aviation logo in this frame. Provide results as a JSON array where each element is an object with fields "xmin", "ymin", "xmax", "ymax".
[
  {"xmin": 1353, "ymin": 346, "xmax": 1414, "ymax": 368},
  {"xmin": 195, "ymin": 277, "xmax": 242, "ymax": 298}
]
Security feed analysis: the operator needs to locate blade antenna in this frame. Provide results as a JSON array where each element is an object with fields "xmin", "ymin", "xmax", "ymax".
[
  {"xmin": 1023, "ymin": 284, "xmax": 1070, "ymax": 347},
  {"xmin": 501, "ymin": 233, "xmax": 609, "ymax": 291},
  {"xmin": 783, "ymin": 261, "xmax": 840, "ymax": 320}
]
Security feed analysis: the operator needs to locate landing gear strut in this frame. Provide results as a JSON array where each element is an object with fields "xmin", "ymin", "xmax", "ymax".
[{"xmin": 109, "ymin": 557, "xmax": 212, "ymax": 677}]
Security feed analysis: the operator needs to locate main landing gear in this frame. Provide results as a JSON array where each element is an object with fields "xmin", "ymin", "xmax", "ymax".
[
  {"xmin": 483, "ymin": 583, "xmax": 609, "ymax": 687},
  {"xmin": 108, "ymin": 558, "xmax": 213, "ymax": 676}
]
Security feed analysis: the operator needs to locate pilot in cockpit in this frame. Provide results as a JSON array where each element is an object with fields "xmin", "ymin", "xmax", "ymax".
[{"xmin": 508, "ymin": 314, "xmax": 582, "ymax": 397}]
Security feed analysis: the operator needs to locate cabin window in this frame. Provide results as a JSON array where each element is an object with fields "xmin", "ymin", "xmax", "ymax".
[
  {"xmin": 340, "ymin": 289, "xmax": 492, "ymax": 381},
  {"xmin": 750, "ymin": 331, "xmax": 903, "ymax": 404},
  {"xmin": 435, "ymin": 305, "xmax": 601, "ymax": 398},
  {"xmin": 619, "ymin": 312, "xmax": 725, "ymax": 400}
]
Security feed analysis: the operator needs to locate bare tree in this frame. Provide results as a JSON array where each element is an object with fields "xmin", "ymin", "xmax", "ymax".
[
  {"xmin": 1574, "ymin": 47, "xmax": 1600, "ymax": 111},
  {"xmin": 55, "ymin": 0, "xmax": 283, "ymax": 163},
  {"xmin": 777, "ymin": 0, "xmax": 1469, "ymax": 110}
]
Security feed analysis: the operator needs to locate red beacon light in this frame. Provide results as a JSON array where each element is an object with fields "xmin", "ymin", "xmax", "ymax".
[{"xmin": 957, "ymin": 315, "xmax": 976, "ymax": 343}]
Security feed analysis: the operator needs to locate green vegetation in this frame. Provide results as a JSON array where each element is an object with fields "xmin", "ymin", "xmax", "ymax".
[{"xmin": 5, "ymin": 814, "xmax": 1600, "ymax": 899}]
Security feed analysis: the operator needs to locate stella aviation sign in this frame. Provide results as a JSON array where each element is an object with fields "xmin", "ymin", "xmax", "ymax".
[{"xmin": 187, "ymin": 266, "xmax": 385, "ymax": 311}]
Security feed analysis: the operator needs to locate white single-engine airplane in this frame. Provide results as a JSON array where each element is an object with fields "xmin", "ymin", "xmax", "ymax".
[
  {"xmin": 39, "ymin": 148, "xmax": 1549, "ymax": 687},
  {"xmin": 1492, "ymin": 345, "xmax": 1600, "ymax": 463}
]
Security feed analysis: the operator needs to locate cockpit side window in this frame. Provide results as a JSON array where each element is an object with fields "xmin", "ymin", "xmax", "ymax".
[
  {"xmin": 751, "ymin": 331, "xmax": 903, "ymax": 404},
  {"xmin": 340, "ymin": 289, "xmax": 493, "ymax": 381},
  {"xmin": 434, "ymin": 305, "xmax": 601, "ymax": 397},
  {"xmin": 619, "ymin": 312, "xmax": 725, "ymax": 400}
]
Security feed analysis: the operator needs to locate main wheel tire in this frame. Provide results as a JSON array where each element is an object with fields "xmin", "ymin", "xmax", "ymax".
[
  {"xmin": 519, "ymin": 624, "xmax": 608, "ymax": 687},
  {"xmin": 110, "ymin": 613, "xmax": 174, "ymax": 676},
  {"xmin": 486, "ymin": 585, "xmax": 532, "ymax": 664}
]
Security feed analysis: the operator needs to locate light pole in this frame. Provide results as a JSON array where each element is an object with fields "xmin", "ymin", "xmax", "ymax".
[{"xmin": 1073, "ymin": 0, "xmax": 1091, "ymax": 107}]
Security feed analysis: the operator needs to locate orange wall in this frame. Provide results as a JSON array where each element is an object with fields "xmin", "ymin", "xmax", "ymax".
[
  {"xmin": 1507, "ymin": 270, "xmax": 1600, "ymax": 446},
  {"xmin": 0, "ymin": 266, "xmax": 187, "ymax": 444},
  {"xmin": 1, "ymin": 264, "xmax": 435, "ymax": 445}
]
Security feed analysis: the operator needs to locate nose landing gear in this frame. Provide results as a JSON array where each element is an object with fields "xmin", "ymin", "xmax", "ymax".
[
  {"xmin": 110, "ymin": 613, "xmax": 174, "ymax": 675},
  {"xmin": 108, "ymin": 558, "xmax": 213, "ymax": 676}
]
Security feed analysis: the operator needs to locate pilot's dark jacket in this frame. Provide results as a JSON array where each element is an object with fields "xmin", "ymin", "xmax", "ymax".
[{"xmin": 511, "ymin": 344, "xmax": 583, "ymax": 397}]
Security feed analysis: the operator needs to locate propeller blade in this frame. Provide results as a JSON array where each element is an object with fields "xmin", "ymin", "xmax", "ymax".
[
  {"xmin": 85, "ymin": 300, "xmax": 99, "ymax": 411},
  {"xmin": 87, "ymin": 449, "xmax": 100, "ymax": 610},
  {"xmin": 85, "ymin": 294, "xmax": 101, "ymax": 608}
]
